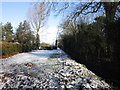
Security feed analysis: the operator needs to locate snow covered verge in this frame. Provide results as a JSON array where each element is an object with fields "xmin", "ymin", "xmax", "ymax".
[{"xmin": 0, "ymin": 49, "xmax": 111, "ymax": 89}]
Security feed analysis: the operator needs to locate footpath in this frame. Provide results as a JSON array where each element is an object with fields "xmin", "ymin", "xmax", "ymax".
[{"xmin": 0, "ymin": 49, "xmax": 111, "ymax": 89}]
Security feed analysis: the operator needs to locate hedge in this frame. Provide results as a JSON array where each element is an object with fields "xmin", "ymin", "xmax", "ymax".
[
  {"xmin": 0, "ymin": 42, "xmax": 35, "ymax": 57},
  {"xmin": 0, "ymin": 42, "xmax": 22, "ymax": 56}
]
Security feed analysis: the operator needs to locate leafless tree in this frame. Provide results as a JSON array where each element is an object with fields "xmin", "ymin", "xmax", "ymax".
[
  {"xmin": 53, "ymin": 1, "xmax": 120, "ymax": 59},
  {"xmin": 28, "ymin": 2, "xmax": 51, "ymax": 48}
]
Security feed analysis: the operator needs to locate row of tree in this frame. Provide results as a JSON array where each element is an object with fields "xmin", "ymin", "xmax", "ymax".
[
  {"xmin": 1, "ymin": 20, "xmax": 39, "ymax": 50},
  {"xmin": 59, "ymin": 16, "xmax": 120, "ymax": 87},
  {"xmin": 57, "ymin": 1, "xmax": 120, "ymax": 63},
  {"xmin": 59, "ymin": 16, "xmax": 120, "ymax": 62},
  {"xmin": 1, "ymin": 2, "xmax": 51, "ymax": 50},
  {"xmin": 58, "ymin": 1, "xmax": 120, "ymax": 86}
]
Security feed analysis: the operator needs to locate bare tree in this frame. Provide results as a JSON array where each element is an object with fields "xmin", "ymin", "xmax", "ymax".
[
  {"xmin": 72, "ymin": 1, "xmax": 120, "ymax": 20},
  {"xmin": 52, "ymin": 1, "xmax": 120, "ymax": 59},
  {"xmin": 28, "ymin": 2, "xmax": 51, "ymax": 49},
  {"xmin": 51, "ymin": 1, "xmax": 120, "ymax": 20}
]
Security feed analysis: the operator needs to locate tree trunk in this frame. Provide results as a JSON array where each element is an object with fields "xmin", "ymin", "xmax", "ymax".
[
  {"xmin": 36, "ymin": 31, "xmax": 40, "ymax": 49},
  {"xmin": 103, "ymin": 2, "xmax": 119, "ymax": 60},
  {"xmin": 103, "ymin": 2, "xmax": 118, "ymax": 20}
]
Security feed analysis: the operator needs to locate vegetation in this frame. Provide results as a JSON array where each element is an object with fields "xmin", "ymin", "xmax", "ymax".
[
  {"xmin": 28, "ymin": 2, "xmax": 51, "ymax": 49},
  {"xmin": 15, "ymin": 20, "xmax": 35, "ymax": 51},
  {"xmin": 59, "ymin": 16, "xmax": 120, "ymax": 87},
  {"xmin": 1, "ymin": 1, "xmax": 120, "ymax": 87},
  {"xmin": 40, "ymin": 42, "xmax": 57, "ymax": 50},
  {"xmin": 0, "ymin": 41, "xmax": 22, "ymax": 57},
  {"xmin": 40, "ymin": 42, "xmax": 51, "ymax": 47},
  {"xmin": 55, "ymin": 2, "xmax": 120, "ymax": 87},
  {"xmin": 2, "ymin": 22, "xmax": 15, "ymax": 42},
  {"xmin": 1, "ymin": 20, "xmax": 36, "ymax": 57}
]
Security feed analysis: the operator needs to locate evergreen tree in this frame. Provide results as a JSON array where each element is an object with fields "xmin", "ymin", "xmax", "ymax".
[
  {"xmin": 2, "ymin": 22, "xmax": 14, "ymax": 42},
  {"xmin": 16, "ymin": 20, "xmax": 35, "ymax": 45}
]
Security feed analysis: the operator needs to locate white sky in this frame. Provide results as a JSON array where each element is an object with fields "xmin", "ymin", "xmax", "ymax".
[{"xmin": 40, "ymin": 27, "xmax": 58, "ymax": 45}]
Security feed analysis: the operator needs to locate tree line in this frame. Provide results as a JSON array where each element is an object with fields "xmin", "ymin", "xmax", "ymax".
[
  {"xmin": 1, "ymin": 2, "xmax": 51, "ymax": 50},
  {"xmin": 59, "ymin": 16, "xmax": 120, "ymax": 63},
  {"xmin": 1, "ymin": 20, "xmax": 39, "ymax": 51},
  {"xmin": 57, "ymin": 1, "xmax": 120, "ymax": 87}
]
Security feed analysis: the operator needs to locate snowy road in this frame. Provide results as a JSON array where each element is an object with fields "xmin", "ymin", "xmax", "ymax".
[{"xmin": 0, "ymin": 49, "xmax": 111, "ymax": 89}]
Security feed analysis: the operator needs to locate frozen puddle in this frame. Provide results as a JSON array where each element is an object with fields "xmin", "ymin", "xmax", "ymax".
[{"xmin": 0, "ymin": 49, "xmax": 111, "ymax": 89}]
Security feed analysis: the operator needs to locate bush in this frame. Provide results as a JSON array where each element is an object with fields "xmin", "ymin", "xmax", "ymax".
[
  {"xmin": 21, "ymin": 44, "xmax": 33, "ymax": 52},
  {"xmin": 0, "ymin": 42, "xmax": 34, "ymax": 57},
  {"xmin": 0, "ymin": 42, "xmax": 22, "ymax": 56}
]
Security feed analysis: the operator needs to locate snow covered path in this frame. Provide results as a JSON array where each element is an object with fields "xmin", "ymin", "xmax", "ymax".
[{"xmin": 0, "ymin": 49, "xmax": 111, "ymax": 89}]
